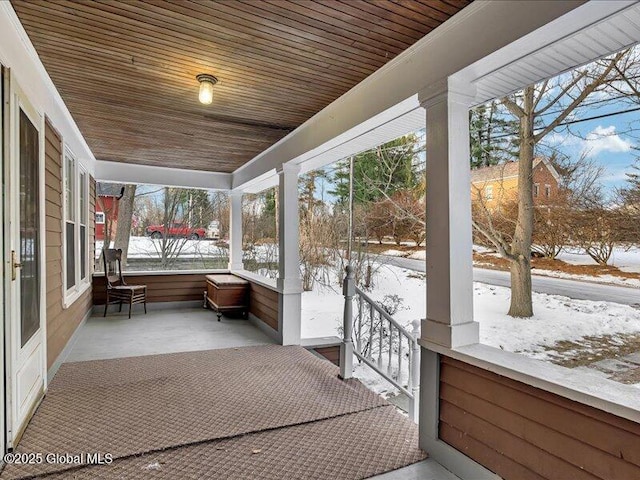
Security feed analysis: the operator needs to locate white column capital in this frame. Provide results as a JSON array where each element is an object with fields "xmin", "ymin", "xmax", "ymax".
[
  {"xmin": 229, "ymin": 189, "xmax": 243, "ymax": 198},
  {"xmin": 276, "ymin": 162, "xmax": 301, "ymax": 176},
  {"xmin": 418, "ymin": 77, "xmax": 477, "ymax": 110}
]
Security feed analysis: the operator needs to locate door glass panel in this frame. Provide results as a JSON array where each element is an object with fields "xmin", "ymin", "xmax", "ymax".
[{"xmin": 19, "ymin": 109, "xmax": 40, "ymax": 347}]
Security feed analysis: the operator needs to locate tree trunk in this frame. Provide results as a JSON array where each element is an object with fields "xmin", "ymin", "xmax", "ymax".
[
  {"xmin": 508, "ymin": 86, "xmax": 535, "ymax": 317},
  {"xmin": 113, "ymin": 184, "xmax": 137, "ymax": 267}
]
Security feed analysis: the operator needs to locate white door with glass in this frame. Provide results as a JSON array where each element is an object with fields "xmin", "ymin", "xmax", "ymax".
[{"xmin": 6, "ymin": 72, "xmax": 46, "ymax": 446}]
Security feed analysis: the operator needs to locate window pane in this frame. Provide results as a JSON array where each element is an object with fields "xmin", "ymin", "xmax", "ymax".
[
  {"xmin": 80, "ymin": 225, "xmax": 86, "ymax": 280},
  {"xmin": 80, "ymin": 171, "xmax": 87, "ymax": 225},
  {"xmin": 19, "ymin": 110, "xmax": 40, "ymax": 347},
  {"xmin": 95, "ymin": 182, "xmax": 229, "ymax": 272},
  {"xmin": 65, "ymin": 154, "xmax": 75, "ymax": 221},
  {"xmin": 243, "ymin": 187, "xmax": 278, "ymax": 279},
  {"xmin": 66, "ymin": 221, "xmax": 76, "ymax": 289}
]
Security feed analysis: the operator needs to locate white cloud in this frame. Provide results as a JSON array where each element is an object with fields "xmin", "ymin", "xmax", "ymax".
[
  {"xmin": 544, "ymin": 132, "xmax": 581, "ymax": 148},
  {"xmin": 582, "ymin": 125, "xmax": 633, "ymax": 157}
]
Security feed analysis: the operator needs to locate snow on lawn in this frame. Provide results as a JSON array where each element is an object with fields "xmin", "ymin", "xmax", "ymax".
[
  {"xmin": 302, "ymin": 264, "xmax": 426, "ymax": 339},
  {"xmin": 557, "ymin": 246, "xmax": 640, "ymax": 274},
  {"xmin": 97, "ymin": 236, "xmax": 228, "ymax": 259},
  {"xmin": 302, "ymin": 264, "xmax": 640, "ymax": 361},
  {"xmin": 381, "ymin": 249, "xmax": 408, "ymax": 257},
  {"xmin": 474, "ymin": 283, "xmax": 640, "ymax": 360},
  {"xmin": 528, "ymin": 269, "xmax": 640, "ymax": 288},
  {"xmin": 407, "ymin": 250, "xmax": 425, "ymax": 261}
]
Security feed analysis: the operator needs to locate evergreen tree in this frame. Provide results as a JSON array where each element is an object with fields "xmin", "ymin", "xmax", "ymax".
[
  {"xmin": 330, "ymin": 135, "xmax": 420, "ymax": 206},
  {"xmin": 469, "ymin": 100, "xmax": 518, "ymax": 168}
]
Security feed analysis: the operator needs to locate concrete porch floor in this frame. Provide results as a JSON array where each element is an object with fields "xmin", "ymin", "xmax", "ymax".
[{"xmin": 65, "ymin": 305, "xmax": 276, "ymax": 362}]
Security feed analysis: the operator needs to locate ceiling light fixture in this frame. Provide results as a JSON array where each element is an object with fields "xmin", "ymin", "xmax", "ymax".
[{"xmin": 196, "ymin": 74, "xmax": 218, "ymax": 105}]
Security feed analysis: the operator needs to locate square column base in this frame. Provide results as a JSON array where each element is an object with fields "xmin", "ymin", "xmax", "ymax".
[
  {"xmin": 279, "ymin": 291, "xmax": 301, "ymax": 346},
  {"xmin": 421, "ymin": 319, "xmax": 479, "ymax": 349}
]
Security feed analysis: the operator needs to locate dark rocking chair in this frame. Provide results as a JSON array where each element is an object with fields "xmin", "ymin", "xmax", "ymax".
[{"xmin": 103, "ymin": 248, "xmax": 147, "ymax": 319}]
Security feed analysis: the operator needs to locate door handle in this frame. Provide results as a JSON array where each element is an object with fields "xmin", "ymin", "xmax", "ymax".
[{"xmin": 11, "ymin": 250, "xmax": 22, "ymax": 281}]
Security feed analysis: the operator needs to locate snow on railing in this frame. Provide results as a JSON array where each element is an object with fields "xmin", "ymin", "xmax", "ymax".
[{"xmin": 339, "ymin": 265, "xmax": 420, "ymax": 422}]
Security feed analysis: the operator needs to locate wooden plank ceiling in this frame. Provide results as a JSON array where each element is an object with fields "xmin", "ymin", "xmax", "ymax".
[{"xmin": 12, "ymin": 0, "xmax": 471, "ymax": 173}]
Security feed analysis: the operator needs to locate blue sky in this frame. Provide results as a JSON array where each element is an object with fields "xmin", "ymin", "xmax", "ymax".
[{"xmin": 541, "ymin": 98, "xmax": 638, "ymax": 195}]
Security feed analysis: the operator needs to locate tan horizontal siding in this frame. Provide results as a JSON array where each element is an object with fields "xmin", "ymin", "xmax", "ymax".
[
  {"xmin": 92, "ymin": 273, "xmax": 209, "ymax": 304},
  {"xmin": 248, "ymin": 281, "xmax": 278, "ymax": 331},
  {"xmin": 440, "ymin": 423, "xmax": 546, "ymax": 480},
  {"xmin": 439, "ymin": 356, "xmax": 640, "ymax": 480},
  {"xmin": 45, "ymin": 119, "xmax": 92, "ymax": 369},
  {"xmin": 46, "ymin": 216, "xmax": 62, "ymax": 233},
  {"xmin": 313, "ymin": 346, "xmax": 340, "ymax": 366}
]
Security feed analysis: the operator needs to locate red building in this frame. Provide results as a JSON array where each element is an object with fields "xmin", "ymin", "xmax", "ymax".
[{"xmin": 95, "ymin": 183, "xmax": 123, "ymax": 241}]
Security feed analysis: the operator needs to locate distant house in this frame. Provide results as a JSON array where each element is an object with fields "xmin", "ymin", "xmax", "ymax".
[
  {"xmin": 470, "ymin": 157, "xmax": 562, "ymax": 210},
  {"xmin": 96, "ymin": 183, "xmax": 124, "ymax": 241}
]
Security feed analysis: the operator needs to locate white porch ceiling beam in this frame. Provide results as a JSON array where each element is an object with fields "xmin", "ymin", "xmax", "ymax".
[
  {"xmin": 462, "ymin": 0, "xmax": 640, "ymax": 105},
  {"xmin": 232, "ymin": 0, "xmax": 585, "ymax": 190},
  {"xmin": 95, "ymin": 160, "xmax": 231, "ymax": 190}
]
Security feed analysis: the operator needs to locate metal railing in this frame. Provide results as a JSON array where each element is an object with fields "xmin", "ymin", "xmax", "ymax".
[{"xmin": 339, "ymin": 266, "xmax": 420, "ymax": 422}]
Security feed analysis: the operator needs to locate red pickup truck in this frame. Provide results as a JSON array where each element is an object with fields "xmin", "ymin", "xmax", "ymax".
[{"xmin": 146, "ymin": 222, "xmax": 206, "ymax": 240}]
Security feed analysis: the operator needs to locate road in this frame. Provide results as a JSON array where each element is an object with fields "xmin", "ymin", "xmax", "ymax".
[{"xmin": 381, "ymin": 255, "xmax": 640, "ymax": 307}]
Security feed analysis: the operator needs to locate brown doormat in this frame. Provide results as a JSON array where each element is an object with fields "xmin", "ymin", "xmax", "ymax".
[
  {"xmin": 39, "ymin": 406, "xmax": 426, "ymax": 480},
  {"xmin": 2, "ymin": 346, "xmax": 389, "ymax": 479}
]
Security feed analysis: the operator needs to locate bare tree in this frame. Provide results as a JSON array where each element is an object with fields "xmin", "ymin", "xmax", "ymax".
[
  {"xmin": 474, "ymin": 49, "xmax": 628, "ymax": 317},
  {"xmin": 113, "ymin": 184, "xmax": 137, "ymax": 266}
]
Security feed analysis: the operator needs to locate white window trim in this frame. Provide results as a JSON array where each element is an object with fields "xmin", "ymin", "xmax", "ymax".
[
  {"xmin": 484, "ymin": 185, "xmax": 493, "ymax": 200},
  {"xmin": 62, "ymin": 147, "xmax": 90, "ymax": 308}
]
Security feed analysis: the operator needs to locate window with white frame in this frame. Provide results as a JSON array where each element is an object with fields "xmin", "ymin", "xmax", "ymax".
[
  {"xmin": 484, "ymin": 184, "xmax": 493, "ymax": 200},
  {"xmin": 63, "ymin": 147, "xmax": 89, "ymax": 304}
]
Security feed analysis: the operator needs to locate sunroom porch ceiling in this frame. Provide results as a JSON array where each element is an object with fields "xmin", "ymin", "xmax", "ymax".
[{"xmin": 11, "ymin": 0, "xmax": 471, "ymax": 173}]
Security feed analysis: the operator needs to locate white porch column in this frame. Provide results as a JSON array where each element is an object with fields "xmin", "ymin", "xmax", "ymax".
[
  {"xmin": 422, "ymin": 78, "xmax": 479, "ymax": 349},
  {"xmin": 228, "ymin": 190, "xmax": 244, "ymax": 271},
  {"xmin": 276, "ymin": 163, "xmax": 302, "ymax": 345},
  {"xmin": 417, "ymin": 80, "xmax": 497, "ymax": 479}
]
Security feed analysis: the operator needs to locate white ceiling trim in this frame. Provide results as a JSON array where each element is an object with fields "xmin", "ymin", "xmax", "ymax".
[
  {"xmin": 95, "ymin": 160, "xmax": 231, "ymax": 190},
  {"xmin": 460, "ymin": 1, "xmax": 640, "ymax": 105}
]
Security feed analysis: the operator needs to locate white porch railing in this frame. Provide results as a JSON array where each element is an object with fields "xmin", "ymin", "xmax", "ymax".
[{"xmin": 339, "ymin": 266, "xmax": 420, "ymax": 422}]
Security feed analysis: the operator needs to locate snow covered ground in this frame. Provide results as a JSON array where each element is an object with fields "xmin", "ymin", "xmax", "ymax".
[
  {"xmin": 382, "ymin": 245, "xmax": 640, "ymax": 287},
  {"xmin": 557, "ymin": 246, "xmax": 640, "ymax": 273},
  {"xmin": 527, "ymin": 268, "xmax": 640, "ymax": 288},
  {"xmin": 302, "ymin": 264, "xmax": 640, "ymax": 356},
  {"xmin": 97, "ymin": 237, "xmax": 228, "ymax": 259},
  {"xmin": 301, "ymin": 264, "xmax": 640, "ymax": 394}
]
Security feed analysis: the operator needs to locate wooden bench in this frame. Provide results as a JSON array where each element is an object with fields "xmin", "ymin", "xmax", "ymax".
[{"xmin": 205, "ymin": 274, "xmax": 249, "ymax": 321}]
